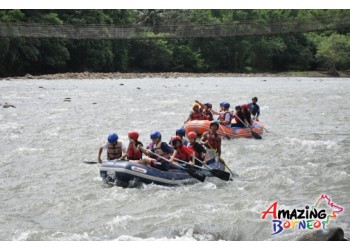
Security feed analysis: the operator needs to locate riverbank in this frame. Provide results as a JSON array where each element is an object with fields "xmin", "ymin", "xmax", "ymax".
[{"xmin": 1, "ymin": 70, "xmax": 350, "ymax": 80}]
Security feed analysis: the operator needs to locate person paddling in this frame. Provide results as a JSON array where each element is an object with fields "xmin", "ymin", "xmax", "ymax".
[
  {"xmin": 121, "ymin": 130, "xmax": 143, "ymax": 160},
  {"xmin": 241, "ymin": 104, "xmax": 252, "ymax": 126},
  {"xmin": 211, "ymin": 102, "xmax": 232, "ymax": 128},
  {"xmin": 169, "ymin": 136, "xmax": 195, "ymax": 166},
  {"xmin": 137, "ymin": 131, "xmax": 174, "ymax": 171},
  {"xmin": 98, "ymin": 132, "xmax": 126, "ymax": 163},
  {"xmin": 187, "ymin": 132, "xmax": 206, "ymax": 166},
  {"xmin": 200, "ymin": 121, "xmax": 222, "ymax": 163},
  {"xmin": 231, "ymin": 105, "xmax": 250, "ymax": 128}
]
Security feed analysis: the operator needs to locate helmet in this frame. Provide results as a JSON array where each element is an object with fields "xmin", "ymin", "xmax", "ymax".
[
  {"xmin": 187, "ymin": 131, "xmax": 198, "ymax": 139},
  {"xmin": 204, "ymin": 103, "xmax": 212, "ymax": 109},
  {"xmin": 210, "ymin": 121, "xmax": 219, "ymax": 128},
  {"xmin": 219, "ymin": 102, "xmax": 225, "ymax": 107},
  {"xmin": 150, "ymin": 131, "xmax": 161, "ymax": 139},
  {"xmin": 108, "ymin": 133, "xmax": 118, "ymax": 144},
  {"xmin": 223, "ymin": 103, "xmax": 230, "ymax": 109},
  {"xmin": 171, "ymin": 135, "xmax": 182, "ymax": 145},
  {"xmin": 128, "ymin": 130, "xmax": 139, "ymax": 140},
  {"xmin": 252, "ymin": 97, "xmax": 258, "ymax": 101},
  {"xmin": 176, "ymin": 128, "xmax": 186, "ymax": 136},
  {"xmin": 242, "ymin": 104, "xmax": 248, "ymax": 109},
  {"xmin": 192, "ymin": 103, "xmax": 200, "ymax": 108},
  {"xmin": 235, "ymin": 105, "xmax": 242, "ymax": 110}
]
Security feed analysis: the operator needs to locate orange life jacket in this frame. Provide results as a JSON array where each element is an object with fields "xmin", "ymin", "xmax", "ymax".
[
  {"xmin": 175, "ymin": 145, "xmax": 193, "ymax": 162},
  {"xmin": 204, "ymin": 131, "xmax": 220, "ymax": 150}
]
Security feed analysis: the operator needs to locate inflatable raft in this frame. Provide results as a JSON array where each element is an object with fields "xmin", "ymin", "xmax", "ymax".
[
  {"xmin": 99, "ymin": 158, "xmax": 226, "ymax": 186},
  {"xmin": 184, "ymin": 120, "xmax": 264, "ymax": 139}
]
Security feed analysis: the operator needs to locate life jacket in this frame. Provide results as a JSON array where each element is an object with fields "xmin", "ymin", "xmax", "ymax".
[
  {"xmin": 174, "ymin": 145, "xmax": 192, "ymax": 162},
  {"xmin": 203, "ymin": 110, "xmax": 213, "ymax": 121},
  {"xmin": 107, "ymin": 141, "xmax": 123, "ymax": 160},
  {"xmin": 188, "ymin": 142, "xmax": 204, "ymax": 160},
  {"xmin": 204, "ymin": 131, "xmax": 220, "ymax": 150},
  {"xmin": 191, "ymin": 109, "xmax": 205, "ymax": 120},
  {"xmin": 127, "ymin": 141, "xmax": 143, "ymax": 160},
  {"xmin": 218, "ymin": 111, "xmax": 232, "ymax": 123},
  {"xmin": 153, "ymin": 141, "xmax": 171, "ymax": 161}
]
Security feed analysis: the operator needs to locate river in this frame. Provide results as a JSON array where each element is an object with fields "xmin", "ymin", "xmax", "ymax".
[{"xmin": 0, "ymin": 77, "xmax": 349, "ymax": 241}]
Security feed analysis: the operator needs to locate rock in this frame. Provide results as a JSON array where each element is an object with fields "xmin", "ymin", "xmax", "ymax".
[
  {"xmin": 298, "ymin": 227, "xmax": 347, "ymax": 241},
  {"xmin": 120, "ymin": 83, "xmax": 124, "ymax": 86},
  {"xmin": 25, "ymin": 73, "xmax": 34, "ymax": 79},
  {"xmin": 3, "ymin": 103, "xmax": 16, "ymax": 108},
  {"xmin": 39, "ymin": 86, "xmax": 44, "ymax": 89},
  {"xmin": 137, "ymin": 87, "xmax": 141, "ymax": 90},
  {"xmin": 92, "ymin": 102, "xmax": 97, "ymax": 105}
]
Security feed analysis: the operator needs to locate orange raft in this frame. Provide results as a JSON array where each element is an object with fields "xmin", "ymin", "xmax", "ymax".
[{"xmin": 184, "ymin": 120, "xmax": 264, "ymax": 139}]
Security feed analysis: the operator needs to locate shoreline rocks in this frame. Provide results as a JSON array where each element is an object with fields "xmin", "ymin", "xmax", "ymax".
[{"xmin": 1, "ymin": 71, "xmax": 350, "ymax": 80}]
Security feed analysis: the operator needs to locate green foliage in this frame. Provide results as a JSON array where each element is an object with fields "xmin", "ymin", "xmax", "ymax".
[
  {"xmin": 0, "ymin": 9, "xmax": 350, "ymax": 77},
  {"xmin": 315, "ymin": 33, "xmax": 350, "ymax": 70}
]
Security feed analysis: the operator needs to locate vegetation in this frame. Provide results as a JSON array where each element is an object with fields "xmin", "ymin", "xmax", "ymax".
[{"xmin": 0, "ymin": 9, "xmax": 349, "ymax": 77}]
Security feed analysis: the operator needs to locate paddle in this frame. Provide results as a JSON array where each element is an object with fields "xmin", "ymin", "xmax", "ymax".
[
  {"xmin": 234, "ymin": 113, "xmax": 262, "ymax": 140},
  {"xmin": 207, "ymin": 144, "xmax": 236, "ymax": 180},
  {"xmin": 84, "ymin": 161, "xmax": 99, "ymax": 164},
  {"xmin": 174, "ymin": 157, "xmax": 231, "ymax": 181},
  {"xmin": 141, "ymin": 147, "xmax": 206, "ymax": 182}
]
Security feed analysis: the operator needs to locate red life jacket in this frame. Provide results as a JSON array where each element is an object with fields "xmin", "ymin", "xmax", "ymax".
[
  {"xmin": 107, "ymin": 142, "xmax": 123, "ymax": 160},
  {"xmin": 203, "ymin": 110, "xmax": 213, "ymax": 121},
  {"xmin": 127, "ymin": 141, "xmax": 142, "ymax": 160},
  {"xmin": 175, "ymin": 145, "xmax": 193, "ymax": 162},
  {"xmin": 188, "ymin": 142, "xmax": 202, "ymax": 159},
  {"xmin": 191, "ymin": 110, "xmax": 205, "ymax": 120},
  {"xmin": 205, "ymin": 132, "xmax": 220, "ymax": 150}
]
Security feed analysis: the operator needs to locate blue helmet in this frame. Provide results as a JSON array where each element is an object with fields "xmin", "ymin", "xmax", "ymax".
[
  {"xmin": 223, "ymin": 102, "xmax": 230, "ymax": 109},
  {"xmin": 108, "ymin": 133, "xmax": 118, "ymax": 144},
  {"xmin": 150, "ymin": 131, "xmax": 161, "ymax": 139},
  {"xmin": 176, "ymin": 128, "xmax": 186, "ymax": 136},
  {"xmin": 219, "ymin": 102, "xmax": 225, "ymax": 107}
]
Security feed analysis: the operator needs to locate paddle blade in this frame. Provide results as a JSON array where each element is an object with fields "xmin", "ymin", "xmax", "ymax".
[
  {"xmin": 187, "ymin": 168, "xmax": 206, "ymax": 182},
  {"xmin": 210, "ymin": 169, "xmax": 231, "ymax": 181},
  {"xmin": 84, "ymin": 161, "xmax": 99, "ymax": 164},
  {"xmin": 251, "ymin": 130, "xmax": 262, "ymax": 140}
]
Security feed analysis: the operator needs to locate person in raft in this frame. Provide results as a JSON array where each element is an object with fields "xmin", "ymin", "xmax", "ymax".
[
  {"xmin": 169, "ymin": 135, "xmax": 195, "ymax": 166},
  {"xmin": 231, "ymin": 105, "xmax": 251, "ymax": 128},
  {"xmin": 138, "ymin": 131, "xmax": 174, "ymax": 171},
  {"xmin": 248, "ymin": 96, "xmax": 260, "ymax": 121},
  {"xmin": 187, "ymin": 131, "xmax": 206, "ymax": 166},
  {"xmin": 120, "ymin": 130, "xmax": 143, "ymax": 160},
  {"xmin": 98, "ymin": 132, "xmax": 126, "ymax": 163},
  {"xmin": 241, "ymin": 104, "xmax": 252, "ymax": 126},
  {"xmin": 211, "ymin": 102, "xmax": 232, "ymax": 128},
  {"xmin": 169, "ymin": 128, "xmax": 189, "ymax": 146},
  {"xmin": 184, "ymin": 103, "xmax": 205, "ymax": 123},
  {"xmin": 200, "ymin": 121, "xmax": 222, "ymax": 164},
  {"xmin": 194, "ymin": 100, "xmax": 214, "ymax": 121}
]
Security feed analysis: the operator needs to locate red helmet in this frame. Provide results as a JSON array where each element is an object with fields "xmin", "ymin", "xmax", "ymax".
[
  {"xmin": 128, "ymin": 130, "xmax": 139, "ymax": 140},
  {"xmin": 242, "ymin": 104, "xmax": 248, "ymax": 109},
  {"xmin": 187, "ymin": 132, "xmax": 197, "ymax": 139},
  {"xmin": 171, "ymin": 135, "xmax": 182, "ymax": 145}
]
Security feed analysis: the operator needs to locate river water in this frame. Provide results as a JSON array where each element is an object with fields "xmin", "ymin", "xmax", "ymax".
[{"xmin": 0, "ymin": 77, "xmax": 349, "ymax": 241}]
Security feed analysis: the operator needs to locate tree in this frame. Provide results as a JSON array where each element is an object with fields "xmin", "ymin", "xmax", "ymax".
[{"xmin": 316, "ymin": 33, "xmax": 350, "ymax": 73}]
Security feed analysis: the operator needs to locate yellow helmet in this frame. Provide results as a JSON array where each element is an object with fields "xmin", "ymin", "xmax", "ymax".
[{"xmin": 192, "ymin": 103, "xmax": 200, "ymax": 108}]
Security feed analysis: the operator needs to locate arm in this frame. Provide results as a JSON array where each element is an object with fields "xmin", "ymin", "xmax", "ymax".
[
  {"xmin": 169, "ymin": 150, "xmax": 178, "ymax": 163},
  {"xmin": 184, "ymin": 111, "xmax": 193, "ymax": 123},
  {"xmin": 98, "ymin": 146, "xmax": 103, "ymax": 163},
  {"xmin": 195, "ymin": 100, "xmax": 206, "ymax": 110}
]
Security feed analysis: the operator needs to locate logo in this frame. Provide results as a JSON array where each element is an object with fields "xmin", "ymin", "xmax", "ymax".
[
  {"xmin": 261, "ymin": 194, "xmax": 344, "ymax": 235},
  {"xmin": 131, "ymin": 166, "xmax": 147, "ymax": 174}
]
